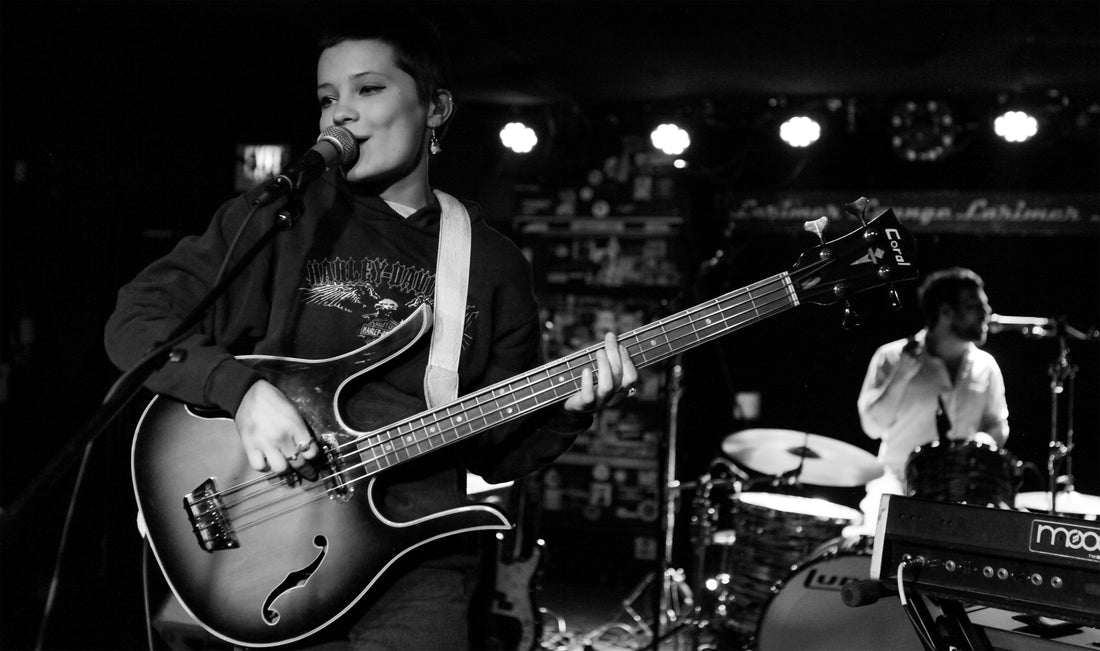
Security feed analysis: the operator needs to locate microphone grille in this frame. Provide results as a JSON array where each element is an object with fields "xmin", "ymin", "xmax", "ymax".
[{"xmin": 317, "ymin": 126, "xmax": 359, "ymax": 165}]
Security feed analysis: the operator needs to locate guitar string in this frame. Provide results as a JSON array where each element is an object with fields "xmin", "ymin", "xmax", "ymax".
[
  {"xmin": 208, "ymin": 277, "xmax": 800, "ymax": 532},
  {"xmin": 205, "ymin": 278, "xmax": 792, "ymax": 521},
  {"xmin": 208, "ymin": 275, "xmax": 798, "ymax": 521},
  {"xmin": 212, "ymin": 281, "xmax": 799, "ymax": 533}
]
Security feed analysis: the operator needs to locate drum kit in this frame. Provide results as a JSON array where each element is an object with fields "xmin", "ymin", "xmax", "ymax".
[
  {"xmin": 684, "ymin": 428, "xmax": 892, "ymax": 650},
  {"xmin": 592, "ymin": 318, "xmax": 1099, "ymax": 650},
  {"xmin": 673, "ymin": 427, "xmax": 1099, "ymax": 651}
]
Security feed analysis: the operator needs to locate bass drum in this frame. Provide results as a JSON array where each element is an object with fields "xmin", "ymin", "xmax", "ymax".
[
  {"xmin": 701, "ymin": 492, "xmax": 861, "ymax": 640},
  {"xmin": 756, "ymin": 536, "xmax": 922, "ymax": 651}
]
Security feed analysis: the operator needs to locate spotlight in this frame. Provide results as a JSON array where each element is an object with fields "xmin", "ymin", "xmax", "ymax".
[
  {"xmin": 889, "ymin": 100, "xmax": 958, "ymax": 162},
  {"xmin": 650, "ymin": 123, "xmax": 690, "ymax": 156},
  {"xmin": 778, "ymin": 115, "xmax": 821, "ymax": 148},
  {"xmin": 500, "ymin": 121, "xmax": 538, "ymax": 154},
  {"xmin": 993, "ymin": 110, "xmax": 1038, "ymax": 143},
  {"xmin": 235, "ymin": 143, "xmax": 289, "ymax": 192}
]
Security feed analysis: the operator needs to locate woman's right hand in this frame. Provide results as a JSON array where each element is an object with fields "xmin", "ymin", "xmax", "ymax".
[{"xmin": 235, "ymin": 379, "xmax": 319, "ymax": 478}]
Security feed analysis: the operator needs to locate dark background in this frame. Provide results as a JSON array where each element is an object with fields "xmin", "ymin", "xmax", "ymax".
[{"xmin": 1, "ymin": 1, "xmax": 1097, "ymax": 649}]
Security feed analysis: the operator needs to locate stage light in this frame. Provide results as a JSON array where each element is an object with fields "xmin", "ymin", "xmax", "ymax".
[
  {"xmin": 500, "ymin": 121, "xmax": 538, "ymax": 153},
  {"xmin": 650, "ymin": 123, "xmax": 691, "ymax": 156},
  {"xmin": 778, "ymin": 115, "xmax": 821, "ymax": 147},
  {"xmin": 235, "ymin": 143, "xmax": 289, "ymax": 192},
  {"xmin": 993, "ymin": 110, "xmax": 1038, "ymax": 143},
  {"xmin": 889, "ymin": 100, "xmax": 958, "ymax": 162}
]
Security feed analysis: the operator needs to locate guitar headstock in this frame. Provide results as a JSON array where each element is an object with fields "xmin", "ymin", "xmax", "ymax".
[{"xmin": 788, "ymin": 203, "xmax": 919, "ymax": 310}]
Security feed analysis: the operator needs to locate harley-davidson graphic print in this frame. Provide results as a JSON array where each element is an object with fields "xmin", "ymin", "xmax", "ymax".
[{"xmin": 300, "ymin": 254, "xmax": 476, "ymax": 347}]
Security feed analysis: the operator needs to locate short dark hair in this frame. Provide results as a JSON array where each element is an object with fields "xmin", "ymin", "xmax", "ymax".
[
  {"xmin": 918, "ymin": 267, "xmax": 985, "ymax": 327},
  {"xmin": 317, "ymin": 11, "xmax": 451, "ymax": 105}
]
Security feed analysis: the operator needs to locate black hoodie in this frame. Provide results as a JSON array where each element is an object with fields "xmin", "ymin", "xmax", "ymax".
[{"xmin": 105, "ymin": 170, "xmax": 591, "ymax": 529}]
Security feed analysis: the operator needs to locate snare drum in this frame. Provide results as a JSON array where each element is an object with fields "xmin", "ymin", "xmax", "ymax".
[
  {"xmin": 905, "ymin": 439, "xmax": 1021, "ymax": 507},
  {"xmin": 756, "ymin": 536, "xmax": 921, "ymax": 650},
  {"xmin": 703, "ymin": 492, "xmax": 861, "ymax": 639}
]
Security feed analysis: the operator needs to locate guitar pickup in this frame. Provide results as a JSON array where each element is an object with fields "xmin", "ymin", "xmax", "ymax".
[{"xmin": 183, "ymin": 478, "xmax": 240, "ymax": 552}]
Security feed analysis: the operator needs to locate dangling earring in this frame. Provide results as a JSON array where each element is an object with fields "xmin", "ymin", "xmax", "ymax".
[{"xmin": 429, "ymin": 128, "xmax": 442, "ymax": 155}]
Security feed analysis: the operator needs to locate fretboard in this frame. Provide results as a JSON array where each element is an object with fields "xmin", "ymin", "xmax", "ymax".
[{"xmin": 354, "ymin": 272, "xmax": 799, "ymax": 475}]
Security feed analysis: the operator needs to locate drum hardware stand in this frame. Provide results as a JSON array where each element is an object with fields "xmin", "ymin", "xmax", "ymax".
[
  {"xmin": 538, "ymin": 606, "xmax": 573, "ymax": 651},
  {"xmin": 1039, "ymin": 317, "xmax": 1097, "ymax": 514},
  {"xmin": 577, "ymin": 552, "xmax": 699, "ymax": 650},
  {"xmin": 652, "ymin": 355, "xmax": 684, "ymax": 648},
  {"xmin": 1046, "ymin": 319, "xmax": 1076, "ymax": 512},
  {"xmin": 598, "ymin": 245, "xmax": 748, "ymax": 651},
  {"xmin": 637, "ymin": 355, "xmax": 703, "ymax": 650},
  {"xmin": 588, "ymin": 356, "xmax": 717, "ymax": 650},
  {"xmin": 618, "ymin": 567, "xmax": 697, "ymax": 649},
  {"xmin": 689, "ymin": 458, "xmax": 748, "ymax": 601}
]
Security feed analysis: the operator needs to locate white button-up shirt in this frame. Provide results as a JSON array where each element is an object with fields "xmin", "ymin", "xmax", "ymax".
[{"xmin": 857, "ymin": 329, "xmax": 1010, "ymax": 481}]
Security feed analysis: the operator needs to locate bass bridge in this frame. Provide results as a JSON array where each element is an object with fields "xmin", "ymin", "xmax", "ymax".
[{"xmin": 183, "ymin": 478, "xmax": 239, "ymax": 552}]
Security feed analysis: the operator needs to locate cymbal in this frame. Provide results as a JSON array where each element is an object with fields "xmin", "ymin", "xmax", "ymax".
[
  {"xmin": 1015, "ymin": 490, "xmax": 1100, "ymax": 516},
  {"xmin": 721, "ymin": 428, "xmax": 883, "ymax": 487}
]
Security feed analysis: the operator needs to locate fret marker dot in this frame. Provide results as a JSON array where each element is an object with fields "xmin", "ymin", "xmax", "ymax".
[
  {"xmin": 429, "ymin": 426, "xmax": 436, "ymax": 433},
  {"xmin": 456, "ymin": 416, "xmax": 463, "ymax": 423},
  {"xmin": 649, "ymin": 339, "xmax": 657, "ymax": 347},
  {"xmin": 384, "ymin": 443, "xmax": 393, "ymax": 452},
  {"xmin": 404, "ymin": 435, "xmax": 413, "ymax": 443},
  {"xmin": 705, "ymin": 318, "xmax": 713, "ymax": 325},
  {"xmin": 557, "ymin": 376, "xmax": 565, "ymax": 383},
  {"xmin": 506, "ymin": 408, "xmax": 514, "ymax": 414}
]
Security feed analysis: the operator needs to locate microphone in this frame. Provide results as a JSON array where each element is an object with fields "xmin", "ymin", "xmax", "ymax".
[
  {"xmin": 253, "ymin": 126, "xmax": 358, "ymax": 206},
  {"xmin": 988, "ymin": 313, "xmax": 1053, "ymax": 336}
]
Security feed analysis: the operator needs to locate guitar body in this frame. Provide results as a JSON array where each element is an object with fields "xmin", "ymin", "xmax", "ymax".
[
  {"xmin": 132, "ymin": 305, "xmax": 510, "ymax": 647},
  {"xmin": 482, "ymin": 474, "xmax": 546, "ymax": 651},
  {"xmin": 131, "ymin": 205, "xmax": 919, "ymax": 646},
  {"xmin": 488, "ymin": 540, "xmax": 545, "ymax": 651}
]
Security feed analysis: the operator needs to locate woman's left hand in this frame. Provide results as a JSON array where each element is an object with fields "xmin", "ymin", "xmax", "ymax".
[{"xmin": 563, "ymin": 332, "xmax": 639, "ymax": 414}]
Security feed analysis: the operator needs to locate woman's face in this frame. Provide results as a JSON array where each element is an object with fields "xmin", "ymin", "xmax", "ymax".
[{"xmin": 317, "ymin": 39, "xmax": 430, "ymax": 187}]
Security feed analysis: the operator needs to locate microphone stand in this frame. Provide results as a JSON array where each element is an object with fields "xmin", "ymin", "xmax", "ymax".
[
  {"xmin": 5, "ymin": 190, "xmax": 306, "ymax": 648},
  {"xmin": 990, "ymin": 316, "xmax": 1097, "ymax": 515}
]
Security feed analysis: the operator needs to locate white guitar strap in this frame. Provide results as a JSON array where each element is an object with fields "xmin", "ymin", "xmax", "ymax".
[{"xmin": 424, "ymin": 190, "xmax": 472, "ymax": 408}]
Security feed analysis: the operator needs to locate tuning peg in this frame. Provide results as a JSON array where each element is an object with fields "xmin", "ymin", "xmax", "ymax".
[
  {"xmin": 802, "ymin": 216, "xmax": 829, "ymax": 244},
  {"xmin": 844, "ymin": 197, "xmax": 871, "ymax": 225},
  {"xmin": 887, "ymin": 284, "xmax": 903, "ymax": 310},
  {"xmin": 842, "ymin": 301, "xmax": 862, "ymax": 330}
]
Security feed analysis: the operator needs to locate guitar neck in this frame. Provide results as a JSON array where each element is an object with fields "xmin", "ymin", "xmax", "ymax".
[{"xmin": 353, "ymin": 272, "xmax": 798, "ymax": 477}]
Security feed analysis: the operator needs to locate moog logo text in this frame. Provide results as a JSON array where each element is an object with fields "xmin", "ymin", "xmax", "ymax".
[{"xmin": 1030, "ymin": 519, "xmax": 1100, "ymax": 562}]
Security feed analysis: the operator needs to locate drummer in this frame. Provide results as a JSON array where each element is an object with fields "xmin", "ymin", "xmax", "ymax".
[{"xmin": 855, "ymin": 267, "xmax": 1009, "ymax": 527}]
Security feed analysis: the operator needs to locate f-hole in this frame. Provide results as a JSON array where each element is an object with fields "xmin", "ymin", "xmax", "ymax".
[{"xmin": 262, "ymin": 535, "xmax": 327, "ymax": 626}]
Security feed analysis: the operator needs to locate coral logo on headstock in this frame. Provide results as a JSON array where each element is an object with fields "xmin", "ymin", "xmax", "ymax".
[
  {"xmin": 851, "ymin": 228, "xmax": 912, "ymax": 268},
  {"xmin": 885, "ymin": 228, "xmax": 913, "ymax": 267}
]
